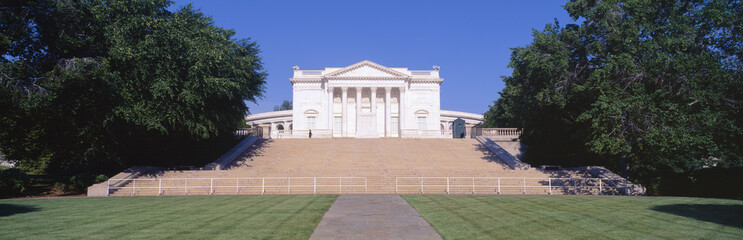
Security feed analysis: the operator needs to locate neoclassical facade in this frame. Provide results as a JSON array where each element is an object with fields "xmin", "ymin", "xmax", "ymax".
[{"xmin": 246, "ymin": 61, "xmax": 483, "ymax": 138}]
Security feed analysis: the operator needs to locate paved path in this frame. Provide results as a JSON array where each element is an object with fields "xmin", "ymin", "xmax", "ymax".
[{"xmin": 310, "ymin": 195, "xmax": 442, "ymax": 240}]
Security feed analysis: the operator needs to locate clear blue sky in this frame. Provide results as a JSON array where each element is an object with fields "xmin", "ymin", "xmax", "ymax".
[{"xmin": 170, "ymin": 0, "xmax": 576, "ymax": 115}]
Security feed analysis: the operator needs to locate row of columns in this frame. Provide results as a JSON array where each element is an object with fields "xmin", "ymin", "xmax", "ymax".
[{"xmin": 327, "ymin": 86, "xmax": 405, "ymax": 137}]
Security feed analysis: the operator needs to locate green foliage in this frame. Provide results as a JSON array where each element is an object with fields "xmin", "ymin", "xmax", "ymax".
[
  {"xmin": 274, "ymin": 100, "xmax": 293, "ymax": 111},
  {"xmin": 659, "ymin": 167, "xmax": 743, "ymax": 198},
  {"xmin": 0, "ymin": 168, "xmax": 31, "ymax": 198},
  {"xmin": 94, "ymin": 174, "xmax": 109, "ymax": 184},
  {"xmin": 484, "ymin": 0, "xmax": 743, "ymax": 191},
  {"xmin": 0, "ymin": 0, "xmax": 266, "ymax": 177}
]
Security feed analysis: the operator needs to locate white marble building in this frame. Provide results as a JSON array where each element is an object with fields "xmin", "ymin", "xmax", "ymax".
[{"xmin": 246, "ymin": 60, "xmax": 483, "ymax": 138}]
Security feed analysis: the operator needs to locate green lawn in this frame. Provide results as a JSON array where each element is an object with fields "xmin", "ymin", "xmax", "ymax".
[
  {"xmin": 403, "ymin": 195, "xmax": 743, "ymax": 239},
  {"xmin": 0, "ymin": 195, "xmax": 337, "ymax": 240}
]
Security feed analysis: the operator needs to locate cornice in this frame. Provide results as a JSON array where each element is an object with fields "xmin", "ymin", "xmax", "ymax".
[
  {"xmin": 290, "ymin": 61, "xmax": 443, "ymax": 84},
  {"xmin": 289, "ymin": 78, "xmax": 322, "ymax": 83},
  {"xmin": 440, "ymin": 110, "xmax": 484, "ymax": 121},
  {"xmin": 324, "ymin": 76, "xmax": 409, "ymax": 80},
  {"xmin": 245, "ymin": 110, "xmax": 293, "ymax": 121},
  {"xmin": 410, "ymin": 78, "xmax": 444, "ymax": 84}
]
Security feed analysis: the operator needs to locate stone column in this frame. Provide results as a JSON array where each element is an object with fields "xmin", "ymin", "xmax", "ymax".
[
  {"xmin": 370, "ymin": 88, "xmax": 377, "ymax": 114},
  {"xmin": 268, "ymin": 122, "xmax": 274, "ymax": 138},
  {"xmin": 399, "ymin": 87, "xmax": 406, "ymax": 133},
  {"xmin": 370, "ymin": 87, "xmax": 377, "ymax": 137},
  {"xmin": 282, "ymin": 121, "xmax": 288, "ymax": 138},
  {"xmin": 328, "ymin": 87, "xmax": 334, "ymax": 131},
  {"xmin": 355, "ymin": 87, "xmax": 362, "ymax": 137},
  {"xmin": 342, "ymin": 87, "xmax": 348, "ymax": 137},
  {"xmin": 384, "ymin": 87, "xmax": 391, "ymax": 137}
]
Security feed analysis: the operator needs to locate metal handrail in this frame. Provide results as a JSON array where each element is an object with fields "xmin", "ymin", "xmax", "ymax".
[
  {"xmin": 107, "ymin": 177, "xmax": 367, "ymax": 196},
  {"xmin": 395, "ymin": 177, "xmax": 624, "ymax": 195}
]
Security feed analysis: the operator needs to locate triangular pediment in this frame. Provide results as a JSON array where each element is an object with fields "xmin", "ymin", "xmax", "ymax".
[{"xmin": 326, "ymin": 60, "xmax": 408, "ymax": 78}]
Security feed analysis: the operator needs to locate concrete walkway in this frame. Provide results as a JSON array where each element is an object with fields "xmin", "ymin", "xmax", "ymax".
[{"xmin": 310, "ymin": 195, "xmax": 442, "ymax": 240}]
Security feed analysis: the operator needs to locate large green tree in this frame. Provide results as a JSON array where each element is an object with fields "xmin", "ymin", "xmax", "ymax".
[
  {"xmin": 0, "ymin": 0, "xmax": 266, "ymax": 176},
  {"xmin": 485, "ymin": 0, "xmax": 742, "ymax": 190},
  {"xmin": 274, "ymin": 100, "xmax": 293, "ymax": 111}
]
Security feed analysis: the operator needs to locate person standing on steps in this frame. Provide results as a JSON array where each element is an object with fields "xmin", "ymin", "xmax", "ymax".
[{"xmin": 309, "ymin": 129, "xmax": 312, "ymax": 138}]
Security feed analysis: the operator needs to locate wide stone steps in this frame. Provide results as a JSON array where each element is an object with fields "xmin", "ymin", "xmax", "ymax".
[{"xmin": 105, "ymin": 138, "xmax": 606, "ymax": 196}]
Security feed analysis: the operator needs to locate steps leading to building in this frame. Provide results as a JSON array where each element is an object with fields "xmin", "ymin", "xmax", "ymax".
[{"xmin": 103, "ymin": 138, "xmax": 611, "ymax": 196}]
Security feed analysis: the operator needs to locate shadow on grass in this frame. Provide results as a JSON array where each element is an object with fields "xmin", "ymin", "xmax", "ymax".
[
  {"xmin": 652, "ymin": 204, "xmax": 743, "ymax": 228},
  {"xmin": 0, "ymin": 204, "xmax": 39, "ymax": 217}
]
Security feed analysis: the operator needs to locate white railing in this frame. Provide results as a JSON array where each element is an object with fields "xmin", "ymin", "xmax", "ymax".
[
  {"xmin": 274, "ymin": 130, "xmax": 290, "ymax": 138},
  {"xmin": 395, "ymin": 177, "xmax": 625, "ymax": 195},
  {"xmin": 235, "ymin": 128, "xmax": 262, "ymax": 136},
  {"xmin": 302, "ymin": 70, "xmax": 322, "ymax": 75},
  {"xmin": 274, "ymin": 129, "xmax": 332, "ymax": 138},
  {"xmin": 411, "ymin": 71, "xmax": 431, "ymax": 75},
  {"xmin": 401, "ymin": 129, "xmax": 450, "ymax": 138},
  {"xmin": 441, "ymin": 130, "xmax": 452, "ymax": 137},
  {"xmin": 476, "ymin": 128, "xmax": 522, "ymax": 137},
  {"xmin": 107, "ymin": 177, "xmax": 366, "ymax": 196}
]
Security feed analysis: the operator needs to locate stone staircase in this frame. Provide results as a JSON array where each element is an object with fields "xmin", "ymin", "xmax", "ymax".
[{"xmin": 104, "ymin": 138, "xmax": 608, "ymax": 196}]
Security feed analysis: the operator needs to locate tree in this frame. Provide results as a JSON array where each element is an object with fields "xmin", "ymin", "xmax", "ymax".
[
  {"xmin": 274, "ymin": 100, "xmax": 293, "ymax": 111},
  {"xmin": 484, "ymin": 0, "xmax": 742, "ymax": 192},
  {"xmin": 0, "ymin": 0, "xmax": 266, "ymax": 177}
]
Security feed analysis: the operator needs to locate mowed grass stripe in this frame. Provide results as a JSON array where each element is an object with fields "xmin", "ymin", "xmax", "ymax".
[
  {"xmin": 403, "ymin": 195, "xmax": 743, "ymax": 240},
  {"xmin": 0, "ymin": 195, "xmax": 338, "ymax": 240}
]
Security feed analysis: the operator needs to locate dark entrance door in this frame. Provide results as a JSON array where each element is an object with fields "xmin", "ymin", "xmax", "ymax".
[{"xmin": 452, "ymin": 118, "xmax": 466, "ymax": 138}]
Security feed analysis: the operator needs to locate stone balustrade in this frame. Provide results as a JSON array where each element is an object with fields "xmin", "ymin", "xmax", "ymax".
[
  {"xmin": 235, "ymin": 128, "xmax": 262, "ymax": 136},
  {"xmin": 474, "ymin": 128, "xmax": 522, "ymax": 137},
  {"xmin": 274, "ymin": 129, "xmax": 333, "ymax": 138},
  {"xmin": 401, "ymin": 129, "xmax": 449, "ymax": 138}
]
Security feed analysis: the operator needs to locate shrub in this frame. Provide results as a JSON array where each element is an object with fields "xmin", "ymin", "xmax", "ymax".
[
  {"xmin": 660, "ymin": 167, "xmax": 743, "ymax": 199},
  {"xmin": 0, "ymin": 168, "xmax": 31, "ymax": 198},
  {"xmin": 52, "ymin": 182, "xmax": 69, "ymax": 195},
  {"xmin": 68, "ymin": 174, "xmax": 96, "ymax": 193},
  {"xmin": 95, "ymin": 174, "xmax": 109, "ymax": 183}
]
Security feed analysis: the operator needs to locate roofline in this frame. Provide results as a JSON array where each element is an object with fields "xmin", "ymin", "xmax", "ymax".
[
  {"xmin": 245, "ymin": 109, "xmax": 483, "ymax": 123},
  {"xmin": 245, "ymin": 110, "xmax": 292, "ymax": 122}
]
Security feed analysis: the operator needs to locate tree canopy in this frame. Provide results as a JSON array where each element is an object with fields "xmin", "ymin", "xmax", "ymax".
[
  {"xmin": 484, "ymin": 0, "xmax": 742, "ymax": 191},
  {"xmin": 274, "ymin": 100, "xmax": 293, "ymax": 111},
  {"xmin": 0, "ymin": 0, "xmax": 266, "ymax": 177}
]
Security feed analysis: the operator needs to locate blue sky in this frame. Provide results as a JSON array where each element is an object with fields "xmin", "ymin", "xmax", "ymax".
[{"xmin": 170, "ymin": 0, "xmax": 576, "ymax": 115}]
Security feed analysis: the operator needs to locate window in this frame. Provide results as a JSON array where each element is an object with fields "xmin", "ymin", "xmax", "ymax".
[
  {"xmin": 306, "ymin": 116, "xmax": 316, "ymax": 130},
  {"xmin": 304, "ymin": 109, "xmax": 318, "ymax": 130},
  {"xmin": 417, "ymin": 116, "xmax": 427, "ymax": 130},
  {"xmin": 391, "ymin": 117, "xmax": 399, "ymax": 134},
  {"xmin": 333, "ymin": 116, "xmax": 342, "ymax": 133},
  {"xmin": 414, "ymin": 109, "xmax": 429, "ymax": 131}
]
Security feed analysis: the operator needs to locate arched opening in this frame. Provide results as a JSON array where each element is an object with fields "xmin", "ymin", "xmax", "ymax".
[
  {"xmin": 276, "ymin": 124, "xmax": 284, "ymax": 130},
  {"xmin": 289, "ymin": 124, "xmax": 293, "ymax": 130}
]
